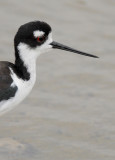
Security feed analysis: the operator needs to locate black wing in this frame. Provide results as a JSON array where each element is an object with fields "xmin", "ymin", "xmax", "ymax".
[{"xmin": 0, "ymin": 62, "xmax": 18, "ymax": 102}]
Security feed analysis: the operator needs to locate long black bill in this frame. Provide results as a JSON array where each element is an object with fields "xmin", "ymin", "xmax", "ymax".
[{"xmin": 50, "ymin": 41, "xmax": 99, "ymax": 58}]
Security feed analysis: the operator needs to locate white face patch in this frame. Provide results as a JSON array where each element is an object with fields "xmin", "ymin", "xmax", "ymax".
[
  {"xmin": 38, "ymin": 32, "xmax": 53, "ymax": 53},
  {"xmin": 33, "ymin": 30, "xmax": 44, "ymax": 38}
]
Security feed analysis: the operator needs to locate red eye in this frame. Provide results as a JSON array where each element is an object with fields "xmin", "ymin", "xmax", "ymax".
[{"xmin": 37, "ymin": 35, "xmax": 45, "ymax": 42}]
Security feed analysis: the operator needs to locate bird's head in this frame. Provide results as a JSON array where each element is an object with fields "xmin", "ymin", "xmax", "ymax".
[{"xmin": 14, "ymin": 21, "xmax": 98, "ymax": 60}]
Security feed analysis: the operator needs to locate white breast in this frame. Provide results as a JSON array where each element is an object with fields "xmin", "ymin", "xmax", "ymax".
[{"xmin": 0, "ymin": 68, "xmax": 36, "ymax": 115}]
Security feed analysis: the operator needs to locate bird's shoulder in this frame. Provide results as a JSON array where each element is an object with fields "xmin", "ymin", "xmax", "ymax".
[
  {"xmin": 0, "ymin": 61, "xmax": 18, "ymax": 102},
  {"xmin": 0, "ymin": 61, "xmax": 15, "ymax": 88}
]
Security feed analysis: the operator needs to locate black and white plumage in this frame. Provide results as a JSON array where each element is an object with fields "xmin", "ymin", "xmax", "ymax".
[{"xmin": 0, "ymin": 21, "xmax": 98, "ymax": 115}]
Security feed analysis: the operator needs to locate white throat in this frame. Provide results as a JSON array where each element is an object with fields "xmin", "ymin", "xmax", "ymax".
[
  {"xmin": 17, "ymin": 43, "xmax": 40, "ymax": 77},
  {"xmin": 17, "ymin": 32, "xmax": 53, "ymax": 76}
]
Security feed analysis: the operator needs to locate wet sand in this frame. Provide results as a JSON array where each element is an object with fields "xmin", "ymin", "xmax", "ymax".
[{"xmin": 0, "ymin": 0, "xmax": 115, "ymax": 159}]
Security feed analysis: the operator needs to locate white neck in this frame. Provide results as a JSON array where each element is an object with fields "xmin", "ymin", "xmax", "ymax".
[{"xmin": 17, "ymin": 43, "xmax": 42, "ymax": 79}]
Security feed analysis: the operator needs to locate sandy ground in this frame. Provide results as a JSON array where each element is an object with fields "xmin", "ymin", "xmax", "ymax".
[{"xmin": 0, "ymin": 0, "xmax": 115, "ymax": 160}]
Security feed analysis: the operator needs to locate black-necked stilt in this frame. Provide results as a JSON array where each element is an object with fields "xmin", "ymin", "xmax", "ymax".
[{"xmin": 0, "ymin": 21, "xmax": 98, "ymax": 115}]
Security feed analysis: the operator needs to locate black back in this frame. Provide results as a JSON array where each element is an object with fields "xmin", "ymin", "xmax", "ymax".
[{"xmin": 0, "ymin": 62, "xmax": 17, "ymax": 101}]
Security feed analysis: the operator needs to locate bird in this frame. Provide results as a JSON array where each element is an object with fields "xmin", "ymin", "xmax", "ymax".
[{"xmin": 0, "ymin": 21, "xmax": 98, "ymax": 115}]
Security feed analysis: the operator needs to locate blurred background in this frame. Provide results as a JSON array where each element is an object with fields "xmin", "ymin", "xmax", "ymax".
[{"xmin": 0, "ymin": 0, "xmax": 115, "ymax": 160}]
